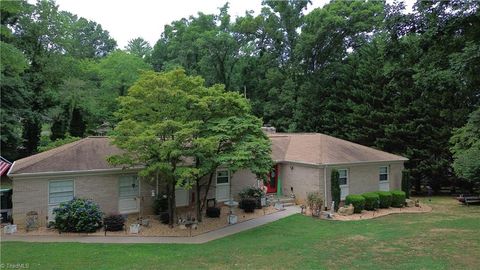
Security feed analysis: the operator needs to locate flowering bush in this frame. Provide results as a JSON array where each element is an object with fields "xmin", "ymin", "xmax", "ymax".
[
  {"xmin": 53, "ymin": 198, "xmax": 103, "ymax": 232},
  {"xmin": 238, "ymin": 186, "xmax": 265, "ymax": 199}
]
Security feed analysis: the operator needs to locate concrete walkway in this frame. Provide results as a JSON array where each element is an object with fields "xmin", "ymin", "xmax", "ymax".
[{"xmin": 1, "ymin": 206, "xmax": 300, "ymax": 244}]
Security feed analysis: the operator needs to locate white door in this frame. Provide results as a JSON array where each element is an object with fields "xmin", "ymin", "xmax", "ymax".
[
  {"xmin": 175, "ymin": 188, "xmax": 189, "ymax": 207},
  {"xmin": 119, "ymin": 175, "xmax": 140, "ymax": 214},
  {"xmin": 379, "ymin": 166, "xmax": 390, "ymax": 191},
  {"xmin": 215, "ymin": 170, "xmax": 230, "ymax": 202},
  {"xmin": 338, "ymin": 169, "xmax": 349, "ymax": 200}
]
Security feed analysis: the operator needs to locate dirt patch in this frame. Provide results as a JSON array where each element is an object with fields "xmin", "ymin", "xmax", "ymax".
[
  {"xmin": 347, "ymin": 235, "xmax": 370, "ymax": 241},
  {"xmin": 429, "ymin": 228, "xmax": 472, "ymax": 233}
]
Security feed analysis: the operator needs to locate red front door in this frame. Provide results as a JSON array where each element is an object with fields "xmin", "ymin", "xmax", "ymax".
[{"xmin": 266, "ymin": 164, "xmax": 279, "ymax": 193}]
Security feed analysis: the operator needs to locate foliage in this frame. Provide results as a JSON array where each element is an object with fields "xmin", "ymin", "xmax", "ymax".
[
  {"xmin": 206, "ymin": 207, "xmax": 221, "ymax": 218},
  {"xmin": 103, "ymin": 214, "xmax": 125, "ymax": 231},
  {"xmin": 391, "ymin": 190, "xmax": 406, "ymax": 208},
  {"xmin": 37, "ymin": 135, "xmax": 81, "ymax": 152},
  {"xmin": 53, "ymin": 198, "xmax": 103, "ymax": 233},
  {"xmin": 362, "ymin": 192, "xmax": 380, "ymax": 211},
  {"xmin": 306, "ymin": 191, "xmax": 323, "ymax": 216},
  {"xmin": 159, "ymin": 212, "xmax": 169, "ymax": 225},
  {"xmin": 345, "ymin": 195, "xmax": 366, "ymax": 213},
  {"xmin": 240, "ymin": 198, "xmax": 256, "ymax": 213},
  {"xmin": 153, "ymin": 195, "xmax": 169, "ymax": 215},
  {"xmin": 450, "ymin": 108, "xmax": 480, "ymax": 184},
  {"xmin": 238, "ymin": 186, "xmax": 265, "ymax": 199},
  {"xmin": 401, "ymin": 170, "xmax": 411, "ymax": 198},
  {"xmin": 330, "ymin": 169, "xmax": 341, "ymax": 211},
  {"xmin": 125, "ymin": 37, "xmax": 152, "ymax": 59},
  {"xmin": 375, "ymin": 191, "xmax": 393, "ymax": 208},
  {"xmin": 108, "ymin": 69, "xmax": 272, "ymax": 224}
]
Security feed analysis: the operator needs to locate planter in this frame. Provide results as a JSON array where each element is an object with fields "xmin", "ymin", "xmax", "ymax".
[
  {"xmin": 129, "ymin": 223, "xmax": 140, "ymax": 234},
  {"xmin": 141, "ymin": 218, "xmax": 150, "ymax": 227},
  {"xmin": 228, "ymin": 214, "xmax": 237, "ymax": 224},
  {"xmin": 261, "ymin": 197, "xmax": 267, "ymax": 207},
  {"xmin": 3, "ymin": 224, "xmax": 17, "ymax": 234}
]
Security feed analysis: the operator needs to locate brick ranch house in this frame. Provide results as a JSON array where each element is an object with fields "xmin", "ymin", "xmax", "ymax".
[{"xmin": 7, "ymin": 132, "xmax": 407, "ymax": 228}]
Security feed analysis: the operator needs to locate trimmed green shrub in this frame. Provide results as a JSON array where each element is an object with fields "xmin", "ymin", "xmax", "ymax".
[
  {"xmin": 104, "ymin": 214, "xmax": 125, "ymax": 231},
  {"xmin": 376, "ymin": 191, "xmax": 393, "ymax": 208},
  {"xmin": 206, "ymin": 207, "xmax": 221, "ymax": 218},
  {"xmin": 345, "ymin": 195, "xmax": 366, "ymax": 213},
  {"xmin": 391, "ymin": 190, "xmax": 406, "ymax": 207},
  {"xmin": 362, "ymin": 192, "xmax": 380, "ymax": 210},
  {"xmin": 240, "ymin": 198, "xmax": 256, "ymax": 213},
  {"xmin": 331, "ymin": 169, "xmax": 341, "ymax": 211},
  {"xmin": 53, "ymin": 198, "xmax": 103, "ymax": 233}
]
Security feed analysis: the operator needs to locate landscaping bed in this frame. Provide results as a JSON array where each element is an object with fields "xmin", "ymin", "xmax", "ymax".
[
  {"xmin": 331, "ymin": 203, "xmax": 432, "ymax": 221},
  {"xmin": 8, "ymin": 205, "xmax": 279, "ymax": 237}
]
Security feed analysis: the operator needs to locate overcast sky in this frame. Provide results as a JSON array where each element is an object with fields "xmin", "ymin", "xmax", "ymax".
[{"xmin": 34, "ymin": 0, "xmax": 414, "ymax": 48}]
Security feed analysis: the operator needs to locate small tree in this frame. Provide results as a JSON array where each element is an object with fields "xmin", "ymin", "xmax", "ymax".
[
  {"xmin": 331, "ymin": 169, "xmax": 341, "ymax": 211},
  {"xmin": 401, "ymin": 170, "xmax": 410, "ymax": 199}
]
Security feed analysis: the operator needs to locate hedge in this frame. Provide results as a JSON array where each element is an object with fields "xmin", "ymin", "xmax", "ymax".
[
  {"xmin": 376, "ymin": 191, "xmax": 393, "ymax": 208},
  {"xmin": 345, "ymin": 195, "xmax": 365, "ymax": 213},
  {"xmin": 391, "ymin": 190, "xmax": 406, "ymax": 207},
  {"xmin": 362, "ymin": 192, "xmax": 380, "ymax": 210}
]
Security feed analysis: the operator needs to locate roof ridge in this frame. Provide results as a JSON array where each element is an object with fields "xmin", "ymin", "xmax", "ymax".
[{"xmin": 14, "ymin": 137, "xmax": 88, "ymax": 172}]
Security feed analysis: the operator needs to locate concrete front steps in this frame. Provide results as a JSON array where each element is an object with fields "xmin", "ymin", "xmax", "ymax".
[{"xmin": 266, "ymin": 194, "xmax": 296, "ymax": 207}]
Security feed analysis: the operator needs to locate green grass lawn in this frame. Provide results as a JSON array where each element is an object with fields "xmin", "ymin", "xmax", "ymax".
[{"xmin": 1, "ymin": 197, "xmax": 479, "ymax": 270}]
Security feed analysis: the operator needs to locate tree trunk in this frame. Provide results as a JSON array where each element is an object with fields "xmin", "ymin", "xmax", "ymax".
[
  {"xmin": 195, "ymin": 180, "xmax": 202, "ymax": 222},
  {"xmin": 200, "ymin": 172, "xmax": 215, "ymax": 213},
  {"xmin": 167, "ymin": 180, "xmax": 176, "ymax": 227}
]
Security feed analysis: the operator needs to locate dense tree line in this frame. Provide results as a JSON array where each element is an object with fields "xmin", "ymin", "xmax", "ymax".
[{"xmin": 1, "ymin": 0, "xmax": 479, "ymax": 190}]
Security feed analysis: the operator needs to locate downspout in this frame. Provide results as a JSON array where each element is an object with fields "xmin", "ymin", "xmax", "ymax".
[{"xmin": 324, "ymin": 165, "xmax": 328, "ymax": 210}]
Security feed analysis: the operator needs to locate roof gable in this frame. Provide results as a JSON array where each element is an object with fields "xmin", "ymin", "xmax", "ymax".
[{"xmin": 10, "ymin": 137, "xmax": 123, "ymax": 175}]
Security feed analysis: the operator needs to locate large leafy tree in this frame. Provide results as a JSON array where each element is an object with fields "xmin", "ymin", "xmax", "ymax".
[
  {"xmin": 109, "ymin": 69, "xmax": 272, "ymax": 224},
  {"xmin": 450, "ymin": 108, "xmax": 480, "ymax": 185}
]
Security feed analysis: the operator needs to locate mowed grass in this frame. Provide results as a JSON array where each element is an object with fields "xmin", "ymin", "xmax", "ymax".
[{"xmin": 1, "ymin": 197, "xmax": 479, "ymax": 270}]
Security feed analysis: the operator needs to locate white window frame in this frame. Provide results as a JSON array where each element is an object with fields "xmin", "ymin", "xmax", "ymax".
[
  {"xmin": 216, "ymin": 169, "xmax": 230, "ymax": 185},
  {"xmin": 338, "ymin": 169, "xmax": 348, "ymax": 186},
  {"xmin": 48, "ymin": 179, "xmax": 75, "ymax": 206},
  {"xmin": 379, "ymin": 166, "xmax": 389, "ymax": 182}
]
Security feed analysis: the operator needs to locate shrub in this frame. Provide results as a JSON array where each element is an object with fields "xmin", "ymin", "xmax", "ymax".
[
  {"xmin": 53, "ymin": 198, "xmax": 103, "ymax": 233},
  {"xmin": 153, "ymin": 194, "xmax": 168, "ymax": 215},
  {"xmin": 104, "ymin": 214, "xmax": 125, "ymax": 231},
  {"xmin": 376, "ymin": 191, "xmax": 393, "ymax": 208},
  {"xmin": 331, "ymin": 169, "xmax": 341, "ymax": 211},
  {"xmin": 240, "ymin": 198, "xmax": 256, "ymax": 213},
  {"xmin": 391, "ymin": 190, "xmax": 406, "ymax": 207},
  {"xmin": 345, "ymin": 195, "xmax": 366, "ymax": 213},
  {"xmin": 306, "ymin": 192, "xmax": 323, "ymax": 216},
  {"xmin": 159, "ymin": 212, "xmax": 170, "ymax": 224},
  {"xmin": 238, "ymin": 186, "xmax": 265, "ymax": 199},
  {"xmin": 206, "ymin": 207, "xmax": 221, "ymax": 218},
  {"xmin": 362, "ymin": 192, "xmax": 380, "ymax": 210}
]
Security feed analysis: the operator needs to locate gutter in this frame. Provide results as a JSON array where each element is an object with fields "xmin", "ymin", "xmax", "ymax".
[
  {"xmin": 324, "ymin": 164, "xmax": 328, "ymax": 208},
  {"xmin": 6, "ymin": 161, "xmax": 15, "ymax": 176},
  {"xmin": 8, "ymin": 166, "xmax": 144, "ymax": 179}
]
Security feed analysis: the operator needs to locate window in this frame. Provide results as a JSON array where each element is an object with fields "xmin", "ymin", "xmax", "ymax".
[
  {"xmin": 119, "ymin": 175, "xmax": 139, "ymax": 198},
  {"xmin": 338, "ymin": 169, "xmax": 348, "ymax": 186},
  {"xmin": 49, "ymin": 180, "xmax": 74, "ymax": 205},
  {"xmin": 216, "ymin": 170, "xmax": 229, "ymax": 184},
  {"xmin": 379, "ymin": 166, "xmax": 389, "ymax": 182}
]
